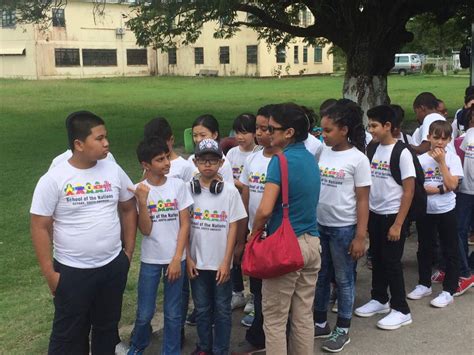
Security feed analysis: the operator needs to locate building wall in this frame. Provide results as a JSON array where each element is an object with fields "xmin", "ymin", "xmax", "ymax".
[{"xmin": 0, "ymin": 1, "xmax": 332, "ymax": 79}]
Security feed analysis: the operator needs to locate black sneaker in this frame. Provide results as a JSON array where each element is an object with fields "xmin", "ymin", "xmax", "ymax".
[
  {"xmin": 321, "ymin": 327, "xmax": 350, "ymax": 353},
  {"xmin": 314, "ymin": 323, "xmax": 331, "ymax": 338},
  {"xmin": 186, "ymin": 309, "xmax": 197, "ymax": 326}
]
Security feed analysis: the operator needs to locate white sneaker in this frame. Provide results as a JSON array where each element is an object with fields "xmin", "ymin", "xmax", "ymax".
[
  {"xmin": 244, "ymin": 295, "xmax": 254, "ymax": 314},
  {"xmin": 377, "ymin": 309, "xmax": 412, "ymax": 330},
  {"xmin": 430, "ymin": 291, "xmax": 454, "ymax": 308},
  {"xmin": 354, "ymin": 299, "xmax": 390, "ymax": 318},
  {"xmin": 407, "ymin": 284, "xmax": 432, "ymax": 300},
  {"xmin": 231, "ymin": 291, "xmax": 247, "ymax": 310},
  {"xmin": 115, "ymin": 341, "xmax": 129, "ymax": 355}
]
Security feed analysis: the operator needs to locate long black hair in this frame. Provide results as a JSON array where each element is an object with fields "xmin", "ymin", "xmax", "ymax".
[
  {"xmin": 324, "ymin": 99, "xmax": 366, "ymax": 153},
  {"xmin": 269, "ymin": 103, "xmax": 309, "ymax": 142}
]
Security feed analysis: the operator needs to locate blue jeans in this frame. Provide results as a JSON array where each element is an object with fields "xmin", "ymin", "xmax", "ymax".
[
  {"xmin": 128, "ymin": 261, "xmax": 185, "ymax": 355},
  {"xmin": 314, "ymin": 224, "xmax": 356, "ymax": 328},
  {"xmin": 457, "ymin": 193, "xmax": 474, "ymax": 277},
  {"xmin": 191, "ymin": 270, "xmax": 232, "ymax": 355}
]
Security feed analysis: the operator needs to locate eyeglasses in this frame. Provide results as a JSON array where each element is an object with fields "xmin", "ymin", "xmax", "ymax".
[
  {"xmin": 195, "ymin": 158, "xmax": 221, "ymax": 165},
  {"xmin": 267, "ymin": 125, "xmax": 286, "ymax": 134}
]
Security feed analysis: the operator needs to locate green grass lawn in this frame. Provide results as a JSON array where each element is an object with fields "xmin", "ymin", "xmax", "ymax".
[{"xmin": 0, "ymin": 74, "xmax": 468, "ymax": 353}]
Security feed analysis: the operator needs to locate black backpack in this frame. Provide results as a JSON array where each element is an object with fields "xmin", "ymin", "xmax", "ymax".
[{"xmin": 367, "ymin": 140, "xmax": 427, "ymax": 221}]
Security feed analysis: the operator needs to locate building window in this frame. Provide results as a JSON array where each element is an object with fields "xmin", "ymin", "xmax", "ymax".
[
  {"xmin": 127, "ymin": 49, "xmax": 147, "ymax": 66},
  {"xmin": 1, "ymin": 10, "xmax": 16, "ymax": 28},
  {"xmin": 194, "ymin": 47, "xmax": 204, "ymax": 65},
  {"xmin": 168, "ymin": 48, "xmax": 177, "ymax": 65},
  {"xmin": 55, "ymin": 48, "xmax": 80, "ymax": 67},
  {"xmin": 247, "ymin": 45, "xmax": 257, "ymax": 64},
  {"xmin": 52, "ymin": 8, "xmax": 65, "ymax": 27},
  {"xmin": 303, "ymin": 46, "xmax": 308, "ymax": 63},
  {"xmin": 219, "ymin": 46, "xmax": 230, "ymax": 64},
  {"xmin": 314, "ymin": 46, "xmax": 323, "ymax": 63},
  {"xmin": 82, "ymin": 49, "xmax": 117, "ymax": 66},
  {"xmin": 276, "ymin": 45, "xmax": 286, "ymax": 63},
  {"xmin": 293, "ymin": 46, "xmax": 299, "ymax": 64}
]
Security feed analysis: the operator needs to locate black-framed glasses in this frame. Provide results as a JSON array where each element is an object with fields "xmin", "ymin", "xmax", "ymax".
[
  {"xmin": 268, "ymin": 125, "xmax": 286, "ymax": 134},
  {"xmin": 195, "ymin": 158, "xmax": 221, "ymax": 165}
]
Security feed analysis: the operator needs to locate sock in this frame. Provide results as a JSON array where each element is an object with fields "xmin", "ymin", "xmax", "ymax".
[{"xmin": 315, "ymin": 321, "xmax": 327, "ymax": 328}]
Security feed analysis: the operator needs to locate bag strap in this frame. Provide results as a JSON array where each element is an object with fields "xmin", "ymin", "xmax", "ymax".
[{"xmin": 276, "ymin": 153, "xmax": 290, "ymax": 218}]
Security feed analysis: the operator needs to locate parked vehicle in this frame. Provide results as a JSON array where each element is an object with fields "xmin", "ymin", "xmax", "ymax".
[{"xmin": 390, "ymin": 53, "xmax": 422, "ymax": 75}]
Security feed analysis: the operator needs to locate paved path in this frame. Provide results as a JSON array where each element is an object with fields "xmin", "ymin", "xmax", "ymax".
[{"xmin": 119, "ymin": 236, "xmax": 474, "ymax": 354}]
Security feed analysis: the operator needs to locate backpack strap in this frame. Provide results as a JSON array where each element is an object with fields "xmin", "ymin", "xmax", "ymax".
[
  {"xmin": 276, "ymin": 153, "xmax": 290, "ymax": 218},
  {"xmin": 402, "ymin": 132, "xmax": 409, "ymax": 144},
  {"xmin": 366, "ymin": 141, "xmax": 380, "ymax": 162},
  {"xmin": 389, "ymin": 140, "xmax": 407, "ymax": 186}
]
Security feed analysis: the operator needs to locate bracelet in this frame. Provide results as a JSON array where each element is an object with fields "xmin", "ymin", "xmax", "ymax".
[{"xmin": 437, "ymin": 184, "xmax": 445, "ymax": 195}]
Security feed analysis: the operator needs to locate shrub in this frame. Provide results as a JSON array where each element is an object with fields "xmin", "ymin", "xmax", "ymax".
[{"xmin": 423, "ymin": 63, "xmax": 436, "ymax": 74}]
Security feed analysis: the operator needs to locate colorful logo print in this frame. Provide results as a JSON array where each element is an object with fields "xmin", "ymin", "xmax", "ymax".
[
  {"xmin": 147, "ymin": 199, "xmax": 178, "ymax": 214},
  {"xmin": 64, "ymin": 181, "xmax": 112, "ymax": 196},
  {"xmin": 192, "ymin": 207, "xmax": 228, "ymax": 222},
  {"xmin": 249, "ymin": 172, "xmax": 266, "ymax": 184}
]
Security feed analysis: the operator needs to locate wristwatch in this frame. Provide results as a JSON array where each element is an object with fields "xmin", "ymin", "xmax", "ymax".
[{"xmin": 437, "ymin": 184, "xmax": 445, "ymax": 195}]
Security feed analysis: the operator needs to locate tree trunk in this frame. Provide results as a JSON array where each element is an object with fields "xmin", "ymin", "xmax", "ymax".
[{"xmin": 343, "ymin": 74, "xmax": 389, "ymax": 124}]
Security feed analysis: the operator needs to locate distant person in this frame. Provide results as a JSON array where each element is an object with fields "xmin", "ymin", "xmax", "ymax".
[
  {"xmin": 411, "ymin": 92, "xmax": 449, "ymax": 155},
  {"xmin": 391, "ymin": 104, "xmax": 414, "ymax": 145},
  {"xmin": 144, "ymin": 116, "xmax": 195, "ymax": 182},
  {"xmin": 301, "ymin": 105, "xmax": 323, "ymax": 160},
  {"xmin": 127, "ymin": 139, "xmax": 193, "ymax": 354},
  {"xmin": 451, "ymin": 86, "xmax": 474, "ymax": 138},
  {"xmin": 30, "ymin": 111, "xmax": 137, "ymax": 354},
  {"xmin": 436, "ymin": 99, "xmax": 449, "ymax": 118}
]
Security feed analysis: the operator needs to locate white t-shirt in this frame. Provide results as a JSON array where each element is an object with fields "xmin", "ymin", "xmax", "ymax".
[
  {"xmin": 369, "ymin": 144, "xmax": 416, "ymax": 214},
  {"xmin": 452, "ymin": 109, "xmax": 464, "ymax": 138},
  {"xmin": 226, "ymin": 146, "xmax": 254, "ymax": 180},
  {"xmin": 365, "ymin": 131, "xmax": 373, "ymax": 146},
  {"xmin": 304, "ymin": 134, "xmax": 324, "ymax": 161},
  {"xmin": 49, "ymin": 149, "xmax": 116, "ymax": 170},
  {"xmin": 412, "ymin": 128, "xmax": 421, "ymax": 145},
  {"xmin": 30, "ymin": 160, "xmax": 134, "ymax": 268},
  {"xmin": 188, "ymin": 154, "xmax": 234, "ymax": 184},
  {"xmin": 419, "ymin": 151, "xmax": 463, "ymax": 214},
  {"xmin": 397, "ymin": 133, "xmax": 414, "ymax": 145},
  {"xmin": 168, "ymin": 156, "xmax": 194, "ymax": 182},
  {"xmin": 188, "ymin": 183, "xmax": 247, "ymax": 270},
  {"xmin": 138, "ymin": 178, "xmax": 194, "ymax": 264},
  {"xmin": 239, "ymin": 150, "xmax": 272, "ymax": 229},
  {"xmin": 460, "ymin": 128, "xmax": 474, "ymax": 195},
  {"xmin": 318, "ymin": 147, "xmax": 372, "ymax": 226}
]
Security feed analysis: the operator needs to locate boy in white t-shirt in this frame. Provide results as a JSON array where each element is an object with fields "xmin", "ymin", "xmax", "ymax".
[
  {"xmin": 127, "ymin": 139, "xmax": 193, "ymax": 354},
  {"xmin": 407, "ymin": 121, "xmax": 463, "ymax": 307},
  {"xmin": 143, "ymin": 117, "xmax": 195, "ymax": 182},
  {"xmin": 30, "ymin": 111, "xmax": 137, "ymax": 354},
  {"xmin": 187, "ymin": 139, "xmax": 247, "ymax": 355},
  {"xmin": 355, "ymin": 105, "xmax": 415, "ymax": 330}
]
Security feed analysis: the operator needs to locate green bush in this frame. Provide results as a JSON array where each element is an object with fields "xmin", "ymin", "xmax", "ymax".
[{"xmin": 423, "ymin": 63, "xmax": 436, "ymax": 74}]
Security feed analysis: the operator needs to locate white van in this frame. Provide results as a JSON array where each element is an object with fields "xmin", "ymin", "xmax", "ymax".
[{"xmin": 390, "ymin": 53, "xmax": 422, "ymax": 75}]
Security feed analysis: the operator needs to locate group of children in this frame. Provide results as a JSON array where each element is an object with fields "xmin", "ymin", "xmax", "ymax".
[{"xmin": 31, "ymin": 86, "xmax": 474, "ymax": 355}]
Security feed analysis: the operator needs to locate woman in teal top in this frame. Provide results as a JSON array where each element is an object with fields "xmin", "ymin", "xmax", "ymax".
[{"xmin": 250, "ymin": 102, "xmax": 321, "ymax": 355}]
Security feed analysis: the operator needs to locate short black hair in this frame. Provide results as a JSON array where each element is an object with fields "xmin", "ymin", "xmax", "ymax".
[
  {"xmin": 144, "ymin": 117, "xmax": 173, "ymax": 142},
  {"xmin": 413, "ymin": 92, "xmax": 438, "ymax": 109},
  {"xmin": 66, "ymin": 111, "xmax": 105, "ymax": 151},
  {"xmin": 367, "ymin": 105, "xmax": 397, "ymax": 131},
  {"xmin": 256, "ymin": 104, "xmax": 274, "ymax": 118},
  {"xmin": 136, "ymin": 138, "xmax": 169, "ymax": 164},
  {"xmin": 232, "ymin": 113, "xmax": 256, "ymax": 133},
  {"xmin": 269, "ymin": 102, "xmax": 309, "ymax": 142},
  {"xmin": 390, "ymin": 104, "xmax": 405, "ymax": 129}
]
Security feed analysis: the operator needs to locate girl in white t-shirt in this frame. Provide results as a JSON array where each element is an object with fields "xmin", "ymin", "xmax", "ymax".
[
  {"xmin": 226, "ymin": 113, "xmax": 257, "ymax": 191},
  {"xmin": 188, "ymin": 114, "xmax": 234, "ymax": 183},
  {"xmin": 313, "ymin": 100, "xmax": 371, "ymax": 352},
  {"xmin": 407, "ymin": 121, "xmax": 463, "ymax": 308}
]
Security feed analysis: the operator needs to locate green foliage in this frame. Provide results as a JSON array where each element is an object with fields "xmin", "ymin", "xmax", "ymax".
[{"xmin": 423, "ymin": 63, "xmax": 436, "ymax": 74}]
